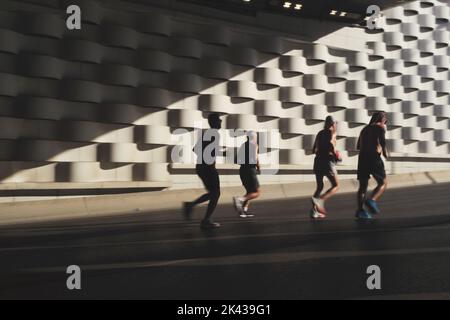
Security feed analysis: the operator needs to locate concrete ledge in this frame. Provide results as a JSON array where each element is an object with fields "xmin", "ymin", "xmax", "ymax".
[
  {"xmin": 0, "ymin": 181, "xmax": 172, "ymax": 202},
  {"xmin": 0, "ymin": 170, "xmax": 449, "ymax": 227},
  {"xmin": 0, "ymin": 181, "xmax": 172, "ymax": 190}
]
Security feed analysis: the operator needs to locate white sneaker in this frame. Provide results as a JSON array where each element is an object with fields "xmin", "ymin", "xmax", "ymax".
[
  {"xmin": 240, "ymin": 209, "xmax": 255, "ymax": 218},
  {"xmin": 233, "ymin": 197, "xmax": 244, "ymax": 214},
  {"xmin": 310, "ymin": 207, "xmax": 326, "ymax": 220},
  {"xmin": 312, "ymin": 197, "xmax": 326, "ymax": 214}
]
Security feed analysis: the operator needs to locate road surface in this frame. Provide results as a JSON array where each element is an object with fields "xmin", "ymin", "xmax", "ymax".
[{"xmin": 1, "ymin": 182, "xmax": 450, "ymax": 300}]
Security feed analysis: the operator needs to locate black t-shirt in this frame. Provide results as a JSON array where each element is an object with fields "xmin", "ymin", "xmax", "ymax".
[
  {"xmin": 315, "ymin": 129, "xmax": 334, "ymax": 160},
  {"xmin": 358, "ymin": 125, "xmax": 386, "ymax": 158},
  {"xmin": 194, "ymin": 129, "xmax": 220, "ymax": 166},
  {"xmin": 238, "ymin": 141, "xmax": 258, "ymax": 167}
]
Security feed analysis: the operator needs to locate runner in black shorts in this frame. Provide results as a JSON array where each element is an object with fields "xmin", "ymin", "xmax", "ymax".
[
  {"xmin": 233, "ymin": 131, "xmax": 261, "ymax": 218},
  {"xmin": 356, "ymin": 111, "xmax": 389, "ymax": 220},
  {"xmin": 311, "ymin": 116, "xmax": 341, "ymax": 219},
  {"xmin": 183, "ymin": 113, "xmax": 223, "ymax": 229}
]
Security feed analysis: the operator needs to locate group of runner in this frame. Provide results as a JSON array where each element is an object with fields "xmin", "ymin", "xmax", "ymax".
[{"xmin": 183, "ymin": 112, "xmax": 389, "ymax": 229}]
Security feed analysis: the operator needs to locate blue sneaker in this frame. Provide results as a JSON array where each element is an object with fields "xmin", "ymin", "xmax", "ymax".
[
  {"xmin": 356, "ymin": 209, "xmax": 373, "ymax": 220},
  {"xmin": 365, "ymin": 199, "xmax": 380, "ymax": 215}
]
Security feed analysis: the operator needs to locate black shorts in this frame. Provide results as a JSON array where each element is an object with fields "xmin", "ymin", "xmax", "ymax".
[
  {"xmin": 196, "ymin": 164, "xmax": 220, "ymax": 195},
  {"xmin": 240, "ymin": 166, "xmax": 260, "ymax": 194},
  {"xmin": 314, "ymin": 157, "xmax": 337, "ymax": 177},
  {"xmin": 357, "ymin": 154, "xmax": 386, "ymax": 181}
]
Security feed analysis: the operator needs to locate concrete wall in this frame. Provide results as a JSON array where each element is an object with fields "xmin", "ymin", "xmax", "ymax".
[{"xmin": 0, "ymin": 0, "xmax": 449, "ymax": 192}]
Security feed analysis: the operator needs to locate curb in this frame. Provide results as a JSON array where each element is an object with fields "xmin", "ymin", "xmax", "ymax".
[{"xmin": 0, "ymin": 170, "xmax": 450, "ymax": 226}]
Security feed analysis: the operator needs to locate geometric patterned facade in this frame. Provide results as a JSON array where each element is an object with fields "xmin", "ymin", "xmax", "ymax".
[{"xmin": 0, "ymin": 0, "xmax": 449, "ymax": 190}]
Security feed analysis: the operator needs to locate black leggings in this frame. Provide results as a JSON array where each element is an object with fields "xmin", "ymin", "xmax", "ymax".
[{"xmin": 192, "ymin": 165, "xmax": 221, "ymax": 221}]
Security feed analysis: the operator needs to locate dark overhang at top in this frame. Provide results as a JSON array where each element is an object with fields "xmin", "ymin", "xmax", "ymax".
[{"xmin": 173, "ymin": 0, "xmax": 414, "ymax": 23}]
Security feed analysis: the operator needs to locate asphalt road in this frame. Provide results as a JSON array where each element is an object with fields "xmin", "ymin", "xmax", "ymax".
[{"xmin": 1, "ymin": 182, "xmax": 450, "ymax": 300}]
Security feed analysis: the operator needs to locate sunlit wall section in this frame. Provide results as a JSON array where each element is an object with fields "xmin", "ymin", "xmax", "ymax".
[{"xmin": 0, "ymin": 0, "xmax": 448, "ymax": 190}]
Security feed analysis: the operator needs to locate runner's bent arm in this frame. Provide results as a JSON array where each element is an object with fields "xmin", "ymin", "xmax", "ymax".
[
  {"xmin": 357, "ymin": 133, "xmax": 362, "ymax": 151},
  {"xmin": 256, "ymin": 145, "xmax": 260, "ymax": 173},
  {"xmin": 312, "ymin": 135, "xmax": 318, "ymax": 155},
  {"xmin": 379, "ymin": 126, "xmax": 388, "ymax": 159},
  {"xmin": 330, "ymin": 131, "xmax": 337, "ymax": 158}
]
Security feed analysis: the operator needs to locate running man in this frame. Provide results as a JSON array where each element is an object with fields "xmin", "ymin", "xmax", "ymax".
[
  {"xmin": 183, "ymin": 113, "xmax": 223, "ymax": 229},
  {"xmin": 311, "ymin": 116, "xmax": 341, "ymax": 219},
  {"xmin": 356, "ymin": 111, "xmax": 389, "ymax": 220},
  {"xmin": 233, "ymin": 131, "xmax": 261, "ymax": 218}
]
